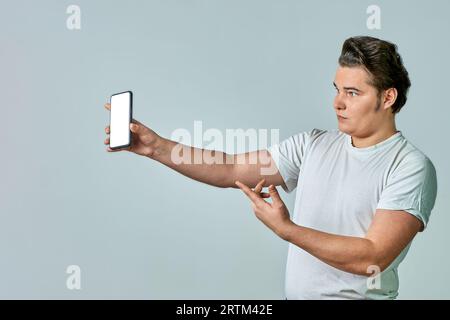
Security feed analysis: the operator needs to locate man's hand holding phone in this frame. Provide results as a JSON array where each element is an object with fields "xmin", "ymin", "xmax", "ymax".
[{"xmin": 104, "ymin": 102, "xmax": 162, "ymax": 158}]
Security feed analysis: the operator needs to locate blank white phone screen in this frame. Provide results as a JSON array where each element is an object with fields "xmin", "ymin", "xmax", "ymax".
[{"xmin": 110, "ymin": 92, "xmax": 131, "ymax": 148}]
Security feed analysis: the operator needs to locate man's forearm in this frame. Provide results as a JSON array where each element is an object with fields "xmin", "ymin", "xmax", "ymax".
[
  {"xmin": 149, "ymin": 137, "xmax": 236, "ymax": 188},
  {"xmin": 282, "ymin": 223, "xmax": 381, "ymax": 276}
]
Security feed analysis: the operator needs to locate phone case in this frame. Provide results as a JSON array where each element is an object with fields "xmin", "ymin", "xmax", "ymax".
[{"xmin": 109, "ymin": 90, "xmax": 133, "ymax": 150}]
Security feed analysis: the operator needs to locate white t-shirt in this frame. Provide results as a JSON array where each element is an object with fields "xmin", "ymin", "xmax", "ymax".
[{"xmin": 267, "ymin": 129, "xmax": 437, "ymax": 300}]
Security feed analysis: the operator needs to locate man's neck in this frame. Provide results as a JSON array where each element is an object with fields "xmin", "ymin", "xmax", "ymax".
[{"xmin": 351, "ymin": 125, "xmax": 398, "ymax": 148}]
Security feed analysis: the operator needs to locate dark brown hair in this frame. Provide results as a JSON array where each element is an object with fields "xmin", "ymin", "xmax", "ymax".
[{"xmin": 338, "ymin": 36, "xmax": 411, "ymax": 114}]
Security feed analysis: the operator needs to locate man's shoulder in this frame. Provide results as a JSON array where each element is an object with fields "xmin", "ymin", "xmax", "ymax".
[
  {"xmin": 305, "ymin": 128, "xmax": 344, "ymax": 145},
  {"xmin": 298, "ymin": 128, "xmax": 342, "ymax": 139},
  {"xmin": 392, "ymin": 135, "xmax": 436, "ymax": 175},
  {"xmin": 276, "ymin": 128, "xmax": 344, "ymax": 151}
]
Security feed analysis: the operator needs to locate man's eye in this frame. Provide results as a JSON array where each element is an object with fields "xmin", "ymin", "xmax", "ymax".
[{"xmin": 347, "ymin": 91, "xmax": 358, "ymax": 97}]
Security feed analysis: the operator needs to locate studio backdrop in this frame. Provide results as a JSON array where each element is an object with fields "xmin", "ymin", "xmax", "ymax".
[{"xmin": 0, "ymin": 0, "xmax": 449, "ymax": 299}]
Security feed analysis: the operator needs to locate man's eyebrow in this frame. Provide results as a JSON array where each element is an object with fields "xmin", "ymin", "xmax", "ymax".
[
  {"xmin": 344, "ymin": 86, "xmax": 362, "ymax": 92},
  {"xmin": 333, "ymin": 82, "xmax": 362, "ymax": 92}
]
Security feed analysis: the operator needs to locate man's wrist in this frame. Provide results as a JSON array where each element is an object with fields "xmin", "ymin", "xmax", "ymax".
[
  {"xmin": 278, "ymin": 221, "xmax": 297, "ymax": 241},
  {"xmin": 146, "ymin": 135, "xmax": 166, "ymax": 160}
]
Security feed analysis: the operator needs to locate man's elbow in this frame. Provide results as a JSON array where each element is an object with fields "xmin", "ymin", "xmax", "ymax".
[
  {"xmin": 356, "ymin": 256, "xmax": 392, "ymax": 277},
  {"xmin": 346, "ymin": 244, "xmax": 393, "ymax": 276},
  {"xmin": 353, "ymin": 240, "xmax": 394, "ymax": 276}
]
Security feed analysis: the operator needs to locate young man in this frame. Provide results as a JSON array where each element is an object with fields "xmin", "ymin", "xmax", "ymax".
[{"xmin": 104, "ymin": 36, "xmax": 437, "ymax": 299}]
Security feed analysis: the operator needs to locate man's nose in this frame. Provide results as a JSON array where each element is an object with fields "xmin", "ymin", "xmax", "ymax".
[{"xmin": 333, "ymin": 93, "xmax": 346, "ymax": 111}]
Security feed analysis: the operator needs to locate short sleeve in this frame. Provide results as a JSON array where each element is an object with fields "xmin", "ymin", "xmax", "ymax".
[
  {"xmin": 377, "ymin": 155, "xmax": 438, "ymax": 231},
  {"xmin": 267, "ymin": 129, "xmax": 320, "ymax": 193}
]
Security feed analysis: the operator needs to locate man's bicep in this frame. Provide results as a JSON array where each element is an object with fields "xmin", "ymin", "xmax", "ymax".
[
  {"xmin": 365, "ymin": 209, "xmax": 423, "ymax": 270},
  {"xmin": 231, "ymin": 150, "xmax": 286, "ymax": 189}
]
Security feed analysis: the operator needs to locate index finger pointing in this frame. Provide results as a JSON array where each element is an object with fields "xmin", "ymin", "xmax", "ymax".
[{"xmin": 235, "ymin": 181, "xmax": 265, "ymax": 205}]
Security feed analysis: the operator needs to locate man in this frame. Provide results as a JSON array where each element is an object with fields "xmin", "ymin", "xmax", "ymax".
[{"xmin": 103, "ymin": 36, "xmax": 437, "ymax": 299}]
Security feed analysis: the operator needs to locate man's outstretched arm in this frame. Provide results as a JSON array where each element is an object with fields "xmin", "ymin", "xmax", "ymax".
[{"xmin": 104, "ymin": 103, "xmax": 285, "ymax": 189}]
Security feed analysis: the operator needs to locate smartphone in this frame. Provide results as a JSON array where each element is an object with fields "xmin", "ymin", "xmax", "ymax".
[{"xmin": 109, "ymin": 91, "xmax": 133, "ymax": 150}]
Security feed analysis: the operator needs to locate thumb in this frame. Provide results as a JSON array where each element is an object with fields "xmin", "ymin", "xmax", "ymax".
[
  {"xmin": 130, "ymin": 122, "xmax": 142, "ymax": 134},
  {"xmin": 268, "ymin": 185, "xmax": 282, "ymax": 204}
]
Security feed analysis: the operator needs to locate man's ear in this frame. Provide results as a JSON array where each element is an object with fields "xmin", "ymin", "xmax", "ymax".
[{"xmin": 382, "ymin": 88, "xmax": 398, "ymax": 110}]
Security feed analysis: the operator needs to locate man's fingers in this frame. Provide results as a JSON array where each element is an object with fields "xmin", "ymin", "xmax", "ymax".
[
  {"xmin": 104, "ymin": 137, "xmax": 110, "ymax": 145},
  {"xmin": 104, "ymin": 103, "xmax": 111, "ymax": 110},
  {"xmin": 269, "ymin": 185, "xmax": 282, "ymax": 204},
  {"xmin": 235, "ymin": 181, "xmax": 265, "ymax": 205},
  {"xmin": 253, "ymin": 178, "xmax": 265, "ymax": 194},
  {"xmin": 105, "ymin": 126, "xmax": 110, "ymax": 134},
  {"xmin": 107, "ymin": 145, "xmax": 130, "ymax": 152}
]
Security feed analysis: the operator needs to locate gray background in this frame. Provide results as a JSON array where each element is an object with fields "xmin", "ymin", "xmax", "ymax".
[{"xmin": 1, "ymin": 0, "xmax": 449, "ymax": 299}]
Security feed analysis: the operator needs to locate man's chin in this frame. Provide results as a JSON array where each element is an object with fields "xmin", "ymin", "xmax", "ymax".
[{"xmin": 337, "ymin": 123, "xmax": 353, "ymax": 135}]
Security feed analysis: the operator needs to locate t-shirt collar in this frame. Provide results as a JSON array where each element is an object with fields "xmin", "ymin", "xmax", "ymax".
[{"xmin": 345, "ymin": 130, "xmax": 403, "ymax": 153}]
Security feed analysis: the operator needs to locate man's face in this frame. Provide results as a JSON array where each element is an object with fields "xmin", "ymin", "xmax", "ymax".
[{"xmin": 333, "ymin": 66, "xmax": 389, "ymax": 137}]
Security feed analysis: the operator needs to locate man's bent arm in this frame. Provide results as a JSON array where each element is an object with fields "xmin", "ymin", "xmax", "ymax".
[{"xmin": 281, "ymin": 209, "xmax": 422, "ymax": 276}]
